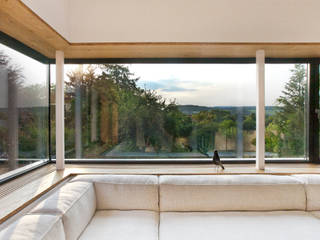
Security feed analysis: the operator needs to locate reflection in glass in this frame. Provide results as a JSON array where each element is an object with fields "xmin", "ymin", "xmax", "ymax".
[
  {"xmin": 0, "ymin": 44, "xmax": 49, "ymax": 175},
  {"xmin": 51, "ymin": 64, "xmax": 257, "ymax": 160}
]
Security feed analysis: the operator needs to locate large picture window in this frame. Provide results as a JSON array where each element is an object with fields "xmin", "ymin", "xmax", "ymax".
[{"xmin": 51, "ymin": 64, "xmax": 258, "ymax": 160}]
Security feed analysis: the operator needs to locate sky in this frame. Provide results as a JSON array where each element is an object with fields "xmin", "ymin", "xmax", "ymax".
[
  {"xmin": 0, "ymin": 44, "xmax": 48, "ymax": 107},
  {"xmin": 0, "ymin": 44, "xmax": 48, "ymax": 86},
  {"xmin": 58, "ymin": 63, "xmax": 299, "ymax": 107},
  {"xmin": 1, "ymin": 43, "xmax": 304, "ymax": 107},
  {"xmin": 129, "ymin": 63, "xmax": 298, "ymax": 107}
]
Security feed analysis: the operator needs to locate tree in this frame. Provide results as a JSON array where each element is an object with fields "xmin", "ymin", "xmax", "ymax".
[
  {"xmin": 64, "ymin": 64, "xmax": 142, "ymax": 155},
  {"xmin": 272, "ymin": 64, "xmax": 306, "ymax": 156},
  {"xmin": 164, "ymin": 104, "xmax": 193, "ymax": 151},
  {"xmin": 192, "ymin": 110, "xmax": 219, "ymax": 156},
  {"xmin": 243, "ymin": 113, "xmax": 255, "ymax": 131},
  {"xmin": 219, "ymin": 119, "xmax": 236, "ymax": 151},
  {"xmin": 65, "ymin": 65, "xmax": 98, "ymax": 157},
  {"xmin": 265, "ymin": 122, "xmax": 280, "ymax": 153},
  {"xmin": 0, "ymin": 51, "xmax": 24, "ymax": 168},
  {"xmin": 92, "ymin": 64, "xmax": 169, "ymax": 152}
]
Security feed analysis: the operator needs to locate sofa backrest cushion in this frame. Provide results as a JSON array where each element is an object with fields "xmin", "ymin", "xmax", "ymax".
[
  {"xmin": 0, "ymin": 214, "xmax": 65, "ymax": 240},
  {"xmin": 292, "ymin": 175, "xmax": 320, "ymax": 211},
  {"xmin": 159, "ymin": 175, "xmax": 306, "ymax": 211},
  {"xmin": 70, "ymin": 175, "xmax": 159, "ymax": 211},
  {"xmin": 30, "ymin": 181, "xmax": 96, "ymax": 240}
]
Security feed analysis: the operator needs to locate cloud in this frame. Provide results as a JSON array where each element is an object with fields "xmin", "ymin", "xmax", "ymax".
[
  {"xmin": 130, "ymin": 63, "xmax": 294, "ymax": 106},
  {"xmin": 162, "ymin": 86, "xmax": 196, "ymax": 92},
  {"xmin": 145, "ymin": 82, "xmax": 164, "ymax": 90},
  {"xmin": 138, "ymin": 78, "xmax": 196, "ymax": 92}
]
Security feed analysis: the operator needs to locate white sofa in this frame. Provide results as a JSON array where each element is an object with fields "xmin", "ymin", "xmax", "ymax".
[{"xmin": 1, "ymin": 174, "xmax": 320, "ymax": 240}]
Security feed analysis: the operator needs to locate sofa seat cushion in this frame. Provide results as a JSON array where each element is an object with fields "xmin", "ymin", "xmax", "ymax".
[
  {"xmin": 79, "ymin": 210, "xmax": 159, "ymax": 240},
  {"xmin": 160, "ymin": 175, "xmax": 305, "ymax": 211},
  {"xmin": 0, "ymin": 214, "xmax": 65, "ymax": 240},
  {"xmin": 160, "ymin": 211, "xmax": 320, "ymax": 240},
  {"xmin": 292, "ymin": 175, "xmax": 320, "ymax": 210},
  {"xmin": 70, "ymin": 175, "xmax": 159, "ymax": 211},
  {"xmin": 30, "ymin": 182, "xmax": 96, "ymax": 240},
  {"xmin": 310, "ymin": 211, "xmax": 320, "ymax": 219}
]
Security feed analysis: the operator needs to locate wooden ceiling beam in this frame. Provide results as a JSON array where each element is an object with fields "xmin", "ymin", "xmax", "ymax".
[
  {"xmin": 0, "ymin": 0, "xmax": 68, "ymax": 58},
  {"xmin": 66, "ymin": 42, "xmax": 320, "ymax": 59},
  {"xmin": 0, "ymin": 10, "xmax": 56, "ymax": 57}
]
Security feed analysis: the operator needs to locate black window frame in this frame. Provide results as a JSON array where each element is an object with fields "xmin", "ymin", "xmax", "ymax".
[{"xmin": 57, "ymin": 58, "xmax": 317, "ymax": 164}]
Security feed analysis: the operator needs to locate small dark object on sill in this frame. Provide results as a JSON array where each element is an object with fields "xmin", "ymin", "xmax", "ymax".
[{"xmin": 213, "ymin": 150, "xmax": 225, "ymax": 170}]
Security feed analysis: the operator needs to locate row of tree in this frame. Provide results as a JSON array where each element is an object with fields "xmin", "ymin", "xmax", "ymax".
[{"xmin": 59, "ymin": 63, "xmax": 306, "ymax": 158}]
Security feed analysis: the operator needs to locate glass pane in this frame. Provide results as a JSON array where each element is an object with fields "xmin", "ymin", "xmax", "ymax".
[
  {"xmin": 50, "ymin": 64, "xmax": 256, "ymax": 160},
  {"xmin": 0, "ymin": 43, "xmax": 49, "ymax": 175},
  {"xmin": 265, "ymin": 64, "xmax": 308, "ymax": 159}
]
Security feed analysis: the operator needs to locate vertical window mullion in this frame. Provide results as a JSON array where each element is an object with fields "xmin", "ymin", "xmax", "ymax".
[
  {"xmin": 309, "ymin": 60, "xmax": 319, "ymax": 163},
  {"xmin": 256, "ymin": 50, "xmax": 265, "ymax": 169},
  {"xmin": 55, "ymin": 51, "xmax": 65, "ymax": 170}
]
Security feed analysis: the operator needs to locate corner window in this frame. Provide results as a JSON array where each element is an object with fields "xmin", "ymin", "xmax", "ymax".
[{"xmin": 0, "ymin": 43, "xmax": 49, "ymax": 175}]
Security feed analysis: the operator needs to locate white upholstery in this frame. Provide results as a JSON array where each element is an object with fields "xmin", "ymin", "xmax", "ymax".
[
  {"xmin": 310, "ymin": 211, "xmax": 320, "ymax": 219},
  {"xmin": 0, "ymin": 214, "xmax": 65, "ymax": 240},
  {"xmin": 4, "ymin": 174, "xmax": 320, "ymax": 240},
  {"xmin": 160, "ymin": 211, "xmax": 320, "ymax": 240},
  {"xmin": 160, "ymin": 175, "xmax": 306, "ymax": 211},
  {"xmin": 71, "ymin": 175, "xmax": 159, "ymax": 211},
  {"xmin": 30, "ymin": 181, "xmax": 96, "ymax": 240},
  {"xmin": 79, "ymin": 210, "xmax": 159, "ymax": 240},
  {"xmin": 293, "ymin": 174, "xmax": 320, "ymax": 210}
]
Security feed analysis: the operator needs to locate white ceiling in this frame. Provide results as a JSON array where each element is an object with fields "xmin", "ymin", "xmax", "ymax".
[{"xmin": 22, "ymin": 0, "xmax": 320, "ymax": 43}]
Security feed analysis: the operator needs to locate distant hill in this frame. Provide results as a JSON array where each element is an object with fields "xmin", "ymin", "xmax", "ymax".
[{"xmin": 178, "ymin": 105, "xmax": 279, "ymax": 116}]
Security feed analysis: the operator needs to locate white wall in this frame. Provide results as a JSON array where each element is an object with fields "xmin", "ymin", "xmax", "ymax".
[
  {"xmin": 21, "ymin": 0, "xmax": 69, "ymax": 40},
  {"xmin": 22, "ymin": 0, "xmax": 320, "ymax": 43}
]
